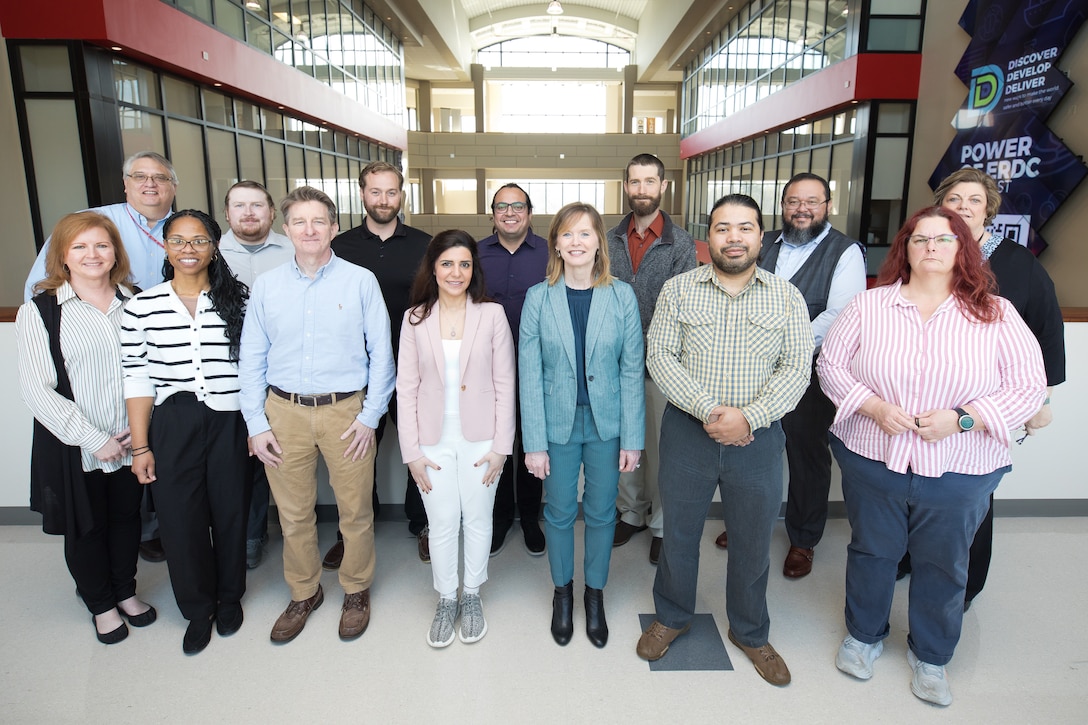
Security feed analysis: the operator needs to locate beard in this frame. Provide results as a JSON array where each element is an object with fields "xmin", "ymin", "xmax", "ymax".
[
  {"xmin": 781, "ymin": 213, "xmax": 826, "ymax": 246},
  {"xmin": 709, "ymin": 244, "xmax": 758, "ymax": 276},
  {"xmin": 628, "ymin": 193, "xmax": 661, "ymax": 218},
  {"xmin": 365, "ymin": 203, "xmax": 400, "ymax": 225}
]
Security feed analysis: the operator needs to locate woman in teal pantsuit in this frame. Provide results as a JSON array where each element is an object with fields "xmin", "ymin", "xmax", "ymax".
[{"xmin": 519, "ymin": 202, "xmax": 645, "ymax": 649}]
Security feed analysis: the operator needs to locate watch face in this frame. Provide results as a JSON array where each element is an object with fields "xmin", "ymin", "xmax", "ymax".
[{"xmin": 960, "ymin": 415, "xmax": 975, "ymax": 431}]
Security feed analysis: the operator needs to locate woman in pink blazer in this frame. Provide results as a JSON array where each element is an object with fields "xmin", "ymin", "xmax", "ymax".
[{"xmin": 397, "ymin": 230, "xmax": 516, "ymax": 648}]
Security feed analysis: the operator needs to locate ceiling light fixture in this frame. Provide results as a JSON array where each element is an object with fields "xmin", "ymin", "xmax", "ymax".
[{"xmin": 546, "ymin": 1, "xmax": 564, "ymax": 16}]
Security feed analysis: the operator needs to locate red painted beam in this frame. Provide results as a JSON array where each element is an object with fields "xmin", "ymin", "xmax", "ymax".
[
  {"xmin": 0, "ymin": 0, "xmax": 406, "ymax": 150},
  {"xmin": 680, "ymin": 54, "xmax": 922, "ymax": 158}
]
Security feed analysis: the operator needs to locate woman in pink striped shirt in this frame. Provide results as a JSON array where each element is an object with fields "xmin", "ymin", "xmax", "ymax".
[{"xmin": 817, "ymin": 206, "xmax": 1045, "ymax": 706}]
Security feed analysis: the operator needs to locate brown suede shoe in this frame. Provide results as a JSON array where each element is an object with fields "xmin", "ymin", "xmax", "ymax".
[
  {"xmin": 339, "ymin": 589, "xmax": 371, "ymax": 640},
  {"xmin": 714, "ymin": 530, "xmax": 729, "ymax": 549},
  {"xmin": 322, "ymin": 540, "xmax": 344, "ymax": 570},
  {"xmin": 728, "ymin": 629, "xmax": 791, "ymax": 686},
  {"xmin": 783, "ymin": 546, "xmax": 815, "ymax": 578},
  {"xmin": 270, "ymin": 585, "xmax": 324, "ymax": 643},
  {"xmin": 636, "ymin": 620, "xmax": 691, "ymax": 661}
]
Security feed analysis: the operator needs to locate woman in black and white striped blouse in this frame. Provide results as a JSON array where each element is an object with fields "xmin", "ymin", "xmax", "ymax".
[
  {"xmin": 18, "ymin": 211, "xmax": 157, "ymax": 645},
  {"xmin": 121, "ymin": 209, "xmax": 250, "ymax": 655}
]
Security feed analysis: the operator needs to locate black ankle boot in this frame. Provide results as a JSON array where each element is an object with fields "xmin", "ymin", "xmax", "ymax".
[
  {"xmin": 551, "ymin": 580, "xmax": 574, "ymax": 646},
  {"xmin": 584, "ymin": 586, "xmax": 608, "ymax": 648}
]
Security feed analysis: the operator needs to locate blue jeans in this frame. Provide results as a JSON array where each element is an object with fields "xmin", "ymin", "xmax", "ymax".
[
  {"xmin": 830, "ymin": 435, "xmax": 1007, "ymax": 665},
  {"xmin": 544, "ymin": 406, "xmax": 619, "ymax": 589},
  {"xmin": 653, "ymin": 404, "xmax": 784, "ymax": 647}
]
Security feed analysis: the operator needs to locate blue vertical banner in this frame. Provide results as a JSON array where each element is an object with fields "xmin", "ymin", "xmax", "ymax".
[{"xmin": 930, "ymin": 0, "xmax": 1087, "ymax": 254}]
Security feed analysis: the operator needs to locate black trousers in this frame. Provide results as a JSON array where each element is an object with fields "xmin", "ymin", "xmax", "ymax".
[
  {"xmin": 64, "ymin": 467, "xmax": 142, "ymax": 615},
  {"xmin": 782, "ymin": 368, "xmax": 837, "ymax": 549},
  {"xmin": 493, "ymin": 414, "xmax": 542, "ymax": 533},
  {"xmin": 150, "ymin": 393, "xmax": 251, "ymax": 622}
]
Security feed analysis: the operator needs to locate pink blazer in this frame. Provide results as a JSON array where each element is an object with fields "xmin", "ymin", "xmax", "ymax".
[{"xmin": 396, "ymin": 300, "xmax": 516, "ymax": 463}]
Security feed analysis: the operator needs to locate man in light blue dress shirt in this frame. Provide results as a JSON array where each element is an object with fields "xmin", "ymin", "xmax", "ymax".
[{"xmin": 239, "ymin": 186, "xmax": 395, "ymax": 644}]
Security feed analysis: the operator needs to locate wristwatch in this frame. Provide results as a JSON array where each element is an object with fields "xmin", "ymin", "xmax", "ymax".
[{"xmin": 954, "ymin": 407, "xmax": 975, "ymax": 433}]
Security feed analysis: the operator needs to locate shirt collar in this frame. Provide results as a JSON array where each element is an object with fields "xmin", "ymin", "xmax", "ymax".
[
  {"xmin": 291, "ymin": 250, "xmax": 338, "ymax": 279},
  {"xmin": 628, "ymin": 211, "xmax": 664, "ymax": 239},
  {"xmin": 57, "ymin": 280, "xmax": 134, "ymax": 306},
  {"xmin": 774, "ymin": 221, "xmax": 832, "ymax": 248}
]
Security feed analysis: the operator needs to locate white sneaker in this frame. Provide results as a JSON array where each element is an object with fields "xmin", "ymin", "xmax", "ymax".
[
  {"xmin": 836, "ymin": 635, "xmax": 883, "ymax": 680},
  {"xmin": 907, "ymin": 649, "xmax": 952, "ymax": 706},
  {"xmin": 427, "ymin": 598, "xmax": 458, "ymax": 648}
]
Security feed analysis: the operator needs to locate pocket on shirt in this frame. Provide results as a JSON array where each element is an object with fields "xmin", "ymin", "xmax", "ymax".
[
  {"xmin": 678, "ymin": 308, "xmax": 716, "ymax": 350},
  {"xmin": 746, "ymin": 311, "xmax": 786, "ymax": 361}
]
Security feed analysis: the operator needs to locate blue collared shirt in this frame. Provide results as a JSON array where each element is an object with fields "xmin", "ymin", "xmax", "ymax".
[
  {"xmin": 477, "ymin": 229, "xmax": 549, "ymax": 345},
  {"xmin": 24, "ymin": 202, "xmax": 168, "ymax": 301},
  {"xmin": 238, "ymin": 252, "xmax": 395, "ymax": 435},
  {"xmin": 767, "ymin": 223, "xmax": 866, "ymax": 348}
]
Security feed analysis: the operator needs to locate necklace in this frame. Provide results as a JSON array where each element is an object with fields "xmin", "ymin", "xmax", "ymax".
[{"xmin": 440, "ymin": 304, "xmax": 465, "ymax": 339}]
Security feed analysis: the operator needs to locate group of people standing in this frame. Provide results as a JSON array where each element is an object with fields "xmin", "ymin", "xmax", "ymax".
[{"xmin": 18, "ymin": 150, "xmax": 1061, "ymax": 707}]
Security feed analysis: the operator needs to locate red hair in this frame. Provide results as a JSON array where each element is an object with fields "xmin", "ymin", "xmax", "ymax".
[{"xmin": 875, "ymin": 206, "xmax": 999, "ymax": 323}]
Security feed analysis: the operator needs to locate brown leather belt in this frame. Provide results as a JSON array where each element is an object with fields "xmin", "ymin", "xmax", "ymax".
[{"xmin": 270, "ymin": 385, "xmax": 356, "ymax": 407}]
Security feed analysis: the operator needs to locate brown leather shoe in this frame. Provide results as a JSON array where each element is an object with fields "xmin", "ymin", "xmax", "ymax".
[
  {"xmin": 417, "ymin": 526, "xmax": 430, "ymax": 563},
  {"xmin": 139, "ymin": 538, "xmax": 166, "ymax": 563},
  {"xmin": 714, "ymin": 530, "xmax": 728, "ymax": 549},
  {"xmin": 649, "ymin": 536, "xmax": 662, "ymax": 565},
  {"xmin": 783, "ymin": 546, "xmax": 814, "ymax": 578},
  {"xmin": 636, "ymin": 620, "xmax": 691, "ymax": 661},
  {"xmin": 339, "ymin": 589, "xmax": 370, "ymax": 640},
  {"xmin": 270, "ymin": 585, "xmax": 324, "ymax": 643},
  {"xmin": 322, "ymin": 540, "xmax": 344, "ymax": 570},
  {"xmin": 728, "ymin": 629, "xmax": 791, "ymax": 686},
  {"xmin": 613, "ymin": 520, "xmax": 647, "ymax": 547}
]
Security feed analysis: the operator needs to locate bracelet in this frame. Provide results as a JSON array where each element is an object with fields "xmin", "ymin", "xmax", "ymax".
[
  {"xmin": 1043, "ymin": 397, "xmax": 1051, "ymax": 405},
  {"xmin": 131, "ymin": 446, "xmax": 150, "ymax": 454},
  {"xmin": 132, "ymin": 449, "xmax": 152, "ymax": 457}
]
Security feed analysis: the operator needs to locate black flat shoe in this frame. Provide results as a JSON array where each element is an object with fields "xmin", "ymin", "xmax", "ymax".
[
  {"xmin": 94, "ymin": 616, "xmax": 129, "ymax": 645},
  {"xmin": 123, "ymin": 604, "xmax": 157, "ymax": 628},
  {"xmin": 584, "ymin": 586, "xmax": 608, "ymax": 648},
  {"xmin": 216, "ymin": 603, "xmax": 244, "ymax": 637},
  {"xmin": 551, "ymin": 580, "xmax": 573, "ymax": 646},
  {"xmin": 183, "ymin": 616, "xmax": 214, "ymax": 654}
]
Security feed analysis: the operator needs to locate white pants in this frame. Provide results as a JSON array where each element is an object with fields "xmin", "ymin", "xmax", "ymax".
[{"xmin": 419, "ymin": 415, "xmax": 498, "ymax": 596}]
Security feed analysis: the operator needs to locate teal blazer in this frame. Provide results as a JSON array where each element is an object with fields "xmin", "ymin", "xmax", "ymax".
[{"xmin": 519, "ymin": 277, "xmax": 645, "ymax": 452}]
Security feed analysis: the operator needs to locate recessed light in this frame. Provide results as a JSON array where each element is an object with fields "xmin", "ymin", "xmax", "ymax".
[{"xmin": 110, "ymin": 46, "xmax": 123, "ymax": 51}]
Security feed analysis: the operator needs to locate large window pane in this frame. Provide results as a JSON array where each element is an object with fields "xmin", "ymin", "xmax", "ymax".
[
  {"xmin": 164, "ymin": 77, "xmax": 200, "ymax": 119},
  {"xmin": 114, "ymin": 60, "xmax": 161, "ymax": 109},
  {"xmin": 20, "ymin": 46, "xmax": 73, "ymax": 92},
  {"xmin": 119, "ymin": 109, "xmax": 166, "ymax": 160},
  {"xmin": 207, "ymin": 127, "xmax": 239, "ymax": 216},
  {"xmin": 263, "ymin": 140, "xmax": 289, "ymax": 205},
  {"xmin": 167, "ymin": 119, "xmax": 209, "ymax": 211},
  {"xmin": 25, "ymin": 99, "xmax": 88, "ymax": 233}
]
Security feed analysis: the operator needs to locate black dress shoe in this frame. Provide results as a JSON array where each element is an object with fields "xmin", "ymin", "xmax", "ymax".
[
  {"xmin": 138, "ymin": 538, "xmax": 166, "ymax": 563},
  {"xmin": 217, "ymin": 602, "xmax": 244, "ymax": 636},
  {"xmin": 183, "ymin": 616, "xmax": 214, "ymax": 654},
  {"xmin": 551, "ymin": 580, "xmax": 573, "ymax": 646},
  {"xmin": 522, "ymin": 519, "xmax": 546, "ymax": 556},
  {"xmin": 649, "ymin": 536, "xmax": 663, "ymax": 565},
  {"xmin": 490, "ymin": 523, "xmax": 511, "ymax": 558},
  {"xmin": 322, "ymin": 540, "xmax": 345, "ymax": 570},
  {"xmin": 584, "ymin": 586, "xmax": 608, "ymax": 648},
  {"xmin": 94, "ymin": 616, "xmax": 129, "ymax": 645},
  {"xmin": 122, "ymin": 604, "xmax": 157, "ymax": 628}
]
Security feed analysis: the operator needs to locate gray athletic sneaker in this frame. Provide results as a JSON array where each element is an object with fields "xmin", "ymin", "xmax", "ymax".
[
  {"xmin": 427, "ymin": 597, "xmax": 458, "ymax": 648},
  {"xmin": 459, "ymin": 592, "xmax": 487, "ymax": 644}
]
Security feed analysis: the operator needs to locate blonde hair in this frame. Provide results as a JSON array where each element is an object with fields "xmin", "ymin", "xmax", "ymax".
[
  {"xmin": 933, "ymin": 167, "xmax": 1002, "ymax": 227},
  {"xmin": 545, "ymin": 203, "xmax": 614, "ymax": 288}
]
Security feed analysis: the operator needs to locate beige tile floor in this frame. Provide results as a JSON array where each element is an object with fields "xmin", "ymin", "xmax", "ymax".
[{"xmin": 1, "ymin": 516, "xmax": 1085, "ymax": 724}]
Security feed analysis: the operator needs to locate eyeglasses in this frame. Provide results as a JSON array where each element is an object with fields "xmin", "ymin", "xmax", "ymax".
[
  {"xmin": 165, "ymin": 237, "xmax": 213, "ymax": 249},
  {"xmin": 127, "ymin": 172, "xmax": 175, "ymax": 185},
  {"xmin": 783, "ymin": 198, "xmax": 828, "ymax": 210},
  {"xmin": 908, "ymin": 234, "xmax": 957, "ymax": 247},
  {"xmin": 493, "ymin": 202, "xmax": 528, "ymax": 213}
]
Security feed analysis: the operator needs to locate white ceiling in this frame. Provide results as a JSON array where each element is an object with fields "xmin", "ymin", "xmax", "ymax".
[{"xmin": 382, "ymin": 0, "xmax": 737, "ymax": 83}]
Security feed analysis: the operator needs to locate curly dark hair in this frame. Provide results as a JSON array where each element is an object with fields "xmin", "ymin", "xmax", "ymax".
[
  {"xmin": 408, "ymin": 230, "xmax": 492, "ymax": 325},
  {"xmin": 161, "ymin": 209, "xmax": 249, "ymax": 360}
]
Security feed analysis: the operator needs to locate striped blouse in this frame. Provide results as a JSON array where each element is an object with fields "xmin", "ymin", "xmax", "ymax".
[
  {"xmin": 16, "ymin": 282, "xmax": 134, "ymax": 473},
  {"xmin": 817, "ymin": 281, "xmax": 1046, "ymax": 477},
  {"xmin": 120, "ymin": 281, "xmax": 241, "ymax": 411}
]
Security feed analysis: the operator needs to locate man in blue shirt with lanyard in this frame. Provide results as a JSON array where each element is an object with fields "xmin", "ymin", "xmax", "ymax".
[{"xmin": 240, "ymin": 186, "xmax": 395, "ymax": 644}]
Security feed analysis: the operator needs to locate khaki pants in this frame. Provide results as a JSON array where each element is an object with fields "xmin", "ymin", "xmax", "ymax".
[
  {"xmin": 616, "ymin": 376, "xmax": 668, "ymax": 535},
  {"xmin": 265, "ymin": 390, "xmax": 375, "ymax": 600}
]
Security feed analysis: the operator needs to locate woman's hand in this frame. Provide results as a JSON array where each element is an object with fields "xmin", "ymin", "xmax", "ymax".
[
  {"xmin": 132, "ymin": 451, "xmax": 156, "ymax": 485},
  {"xmin": 1024, "ymin": 402, "xmax": 1053, "ymax": 435},
  {"xmin": 859, "ymin": 397, "xmax": 917, "ymax": 436},
  {"xmin": 618, "ymin": 449, "xmax": 641, "ymax": 473},
  {"xmin": 474, "ymin": 452, "xmax": 507, "ymax": 487},
  {"xmin": 93, "ymin": 438, "xmax": 125, "ymax": 463},
  {"xmin": 915, "ymin": 409, "xmax": 960, "ymax": 443},
  {"xmin": 408, "ymin": 456, "xmax": 441, "ymax": 493},
  {"xmin": 114, "ymin": 427, "xmax": 132, "ymax": 450},
  {"xmin": 525, "ymin": 451, "xmax": 550, "ymax": 480}
]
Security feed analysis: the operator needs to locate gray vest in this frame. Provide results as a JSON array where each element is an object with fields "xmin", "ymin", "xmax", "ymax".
[{"xmin": 760, "ymin": 227, "xmax": 862, "ymax": 322}]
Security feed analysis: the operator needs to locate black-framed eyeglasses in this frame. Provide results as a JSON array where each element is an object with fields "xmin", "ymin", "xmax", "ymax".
[
  {"xmin": 493, "ymin": 202, "xmax": 528, "ymax": 213},
  {"xmin": 165, "ymin": 237, "xmax": 213, "ymax": 249}
]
